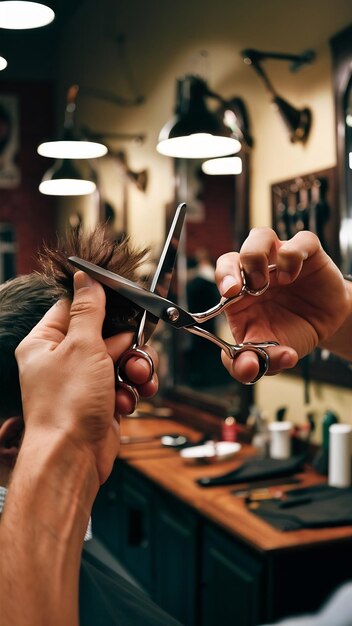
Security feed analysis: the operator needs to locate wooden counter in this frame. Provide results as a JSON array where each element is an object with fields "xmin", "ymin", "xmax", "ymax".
[
  {"xmin": 120, "ymin": 416, "xmax": 352, "ymax": 552},
  {"xmin": 93, "ymin": 415, "xmax": 352, "ymax": 626}
]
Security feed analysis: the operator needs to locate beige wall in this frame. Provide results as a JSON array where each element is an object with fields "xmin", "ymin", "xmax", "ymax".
[{"xmin": 57, "ymin": 0, "xmax": 352, "ymax": 432}]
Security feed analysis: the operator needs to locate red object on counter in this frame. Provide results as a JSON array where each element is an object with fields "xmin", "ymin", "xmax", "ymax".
[{"xmin": 221, "ymin": 416, "xmax": 239, "ymax": 442}]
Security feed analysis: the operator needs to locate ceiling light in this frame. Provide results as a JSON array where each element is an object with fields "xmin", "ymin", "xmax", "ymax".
[
  {"xmin": 0, "ymin": 56, "xmax": 7, "ymax": 70},
  {"xmin": 39, "ymin": 159, "xmax": 96, "ymax": 196},
  {"xmin": 38, "ymin": 139, "xmax": 108, "ymax": 160},
  {"xmin": 0, "ymin": 1, "xmax": 55, "ymax": 30},
  {"xmin": 201, "ymin": 156, "xmax": 242, "ymax": 175}
]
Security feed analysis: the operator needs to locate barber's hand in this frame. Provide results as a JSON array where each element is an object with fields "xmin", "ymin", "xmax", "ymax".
[
  {"xmin": 15, "ymin": 271, "xmax": 158, "ymax": 484},
  {"xmin": 216, "ymin": 228, "xmax": 350, "ymax": 384}
]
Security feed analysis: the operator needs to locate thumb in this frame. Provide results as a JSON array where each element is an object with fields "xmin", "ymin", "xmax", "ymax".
[
  {"xmin": 67, "ymin": 271, "xmax": 106, "ymax": 343},
  {"xmin": 15, "ymin": 298, "xmax": 71, "ymax": 367}
]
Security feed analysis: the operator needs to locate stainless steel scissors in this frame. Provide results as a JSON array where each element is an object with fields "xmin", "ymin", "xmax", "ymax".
[
  {"xmin": 69, "ymin": 212, "xmax": 278, "ymax": 387},
  {"xmin": 70, "ymin": 202, "xmax": 186, "ymax": 410}
]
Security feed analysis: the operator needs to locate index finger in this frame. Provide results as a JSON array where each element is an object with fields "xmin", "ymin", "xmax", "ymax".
[
  {"xmin": 239, "ymin": 227, "xmax": 280, "ymax": 292},
  {"xmin": 215, "ymin": 252, "xmax": 243, "ymax": 296}
]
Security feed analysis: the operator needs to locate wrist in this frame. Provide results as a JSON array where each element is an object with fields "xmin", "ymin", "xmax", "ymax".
[
  {"xmin": 9, "ymin": 425, "xmax": 99, "ymax": 540},
  {"xmin": 0, "ymin": 428, "xmax": 96, "ymax": 626}
]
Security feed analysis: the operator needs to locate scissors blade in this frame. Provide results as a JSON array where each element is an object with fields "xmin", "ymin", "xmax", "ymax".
[
  {"xmin": 68, "ymin": 257, "xmax": 195, "ymax": 329},
  {"xmin": 143, "ymin": 202, "xmax": 186, "ymax": 341}
]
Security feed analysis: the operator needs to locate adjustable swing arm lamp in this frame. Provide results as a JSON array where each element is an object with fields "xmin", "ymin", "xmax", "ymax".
[
  {"xmin": 241, "ymin": 48, "xmax": 316, "ymax": 143},
  {"xmin": 157, "ymin": 74, "xmax": 253, "ymax": 159}
]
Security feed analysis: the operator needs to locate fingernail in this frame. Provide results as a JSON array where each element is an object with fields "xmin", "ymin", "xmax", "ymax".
[
  {"xmin": 277, "ymin": 271, "xmax": 292, "ymax": 285},
  {"xmin": 220, "ymin": 275, "xmax": 238, "ymax": 295},
  {"xmin": 74, "ymin": 271, "xmax": 94, "ymax": 290}
]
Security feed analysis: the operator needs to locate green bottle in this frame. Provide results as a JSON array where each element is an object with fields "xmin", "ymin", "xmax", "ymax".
[{"xmin": 322, "ymin": 410, "xmax": 339, "ymax": 452}]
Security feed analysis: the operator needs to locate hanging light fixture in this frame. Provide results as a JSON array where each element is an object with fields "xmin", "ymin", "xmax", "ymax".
[
  {"xmin": 39, "ymin": 158, "xmax": 97, "ymax": 196},
  {"xmin": 0, "ymin": 1, "xmax": 55, "ymax": 30},
  {"xmin": 38, "ymin": 84, "xmax": 146, "ymax": 159},
  {"xmin": 38, "ymin": 85, "xmax": 108, "ymax": 160},
  {"xmin": 157, "ymin": 75, "xmax": 252, "ymax": 159},
  {"xmin": 0, "ymin": 56, "xmax": 7, "ymax": 70},
  {"xmin": 241, "ymin": 48, "xmax": 315, "ymax": 143},
  {"xmin": 201, "ymin": 156, "xmax": 242, "ymax": 175}
]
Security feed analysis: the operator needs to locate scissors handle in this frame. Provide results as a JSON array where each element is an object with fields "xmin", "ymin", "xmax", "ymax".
[
  {"xmin": 115, "ymin": 345, "xmax": 154, "ymax": 413},
  {"xmin": 187, "ymin": 325, "xmax": 278, "ymax": 385},
  {"xmin": 190, "ymin": 264, "xmax": 277, "ymax": 324}
]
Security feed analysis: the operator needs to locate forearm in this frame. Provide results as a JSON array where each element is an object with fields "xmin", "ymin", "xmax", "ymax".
[
  {"xmin": 0, "ymin": 427, "xmax": 99, "ymax": 626},
  {"xmin": 319, "ymin": 279, "xmax": 352, "ymax": 361}
]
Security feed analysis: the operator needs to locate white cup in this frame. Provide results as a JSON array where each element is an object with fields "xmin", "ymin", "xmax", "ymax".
[
  {"xmin": 268, "ymin": 421, "xmax": 292, "ymax": 459},
  {"xmin": 328, "ymin": 424, "xmax": 352, "ymax": 487}
]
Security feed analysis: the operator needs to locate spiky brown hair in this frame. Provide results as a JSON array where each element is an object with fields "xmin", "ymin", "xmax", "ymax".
[{"xmin": 0, "ymin": 224, "xmax": 150, "ymax": 419}]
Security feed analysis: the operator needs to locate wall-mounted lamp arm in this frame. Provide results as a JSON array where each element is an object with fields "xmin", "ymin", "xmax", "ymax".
[
  {"xmin": 76, "ymin": 86, "xmax": 145, "ymax": 108},
  {"xmin": 63, "ymin": 83, "xmax": 144, "ymax": 128},
  {"xmin": 81, "ymin": 127, "xmax": 146, "ymax": 145},
  {"xmin": 241, "ymin": 47, "xmax": 315, "ymax": 143},
  {"xmin": 241, "ymin": 48, "xmax": 315, "ymax": 72}
]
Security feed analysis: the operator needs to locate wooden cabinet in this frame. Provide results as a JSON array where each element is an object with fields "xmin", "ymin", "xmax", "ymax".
[
  {"xmin": 93, "ymin": 464, "xmax": 266, "ymax": 626},
  {"xmin": 154, "ymin": 494, "xmax": 198, "ymax": 626},
  {"xmin": 120, "ymin": 467, "xmax": 154, "ymax": 593},
  {"xmin": 201, "ymin": 524, "xmax": 263, "ymax": 626}
]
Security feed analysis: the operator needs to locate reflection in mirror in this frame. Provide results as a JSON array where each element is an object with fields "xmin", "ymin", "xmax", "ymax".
[{"xmin": 165, "ymin": 154, "xmax": 253, "ymax": 420}]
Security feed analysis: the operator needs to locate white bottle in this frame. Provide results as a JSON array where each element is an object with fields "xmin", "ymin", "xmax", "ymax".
[{"xmin": 328, "ymin": 424, "xmax": 352, "ymax": 487}]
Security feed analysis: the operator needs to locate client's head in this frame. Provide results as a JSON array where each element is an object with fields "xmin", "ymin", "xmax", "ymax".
[{"xmin": 0, "ymin": 224, "xmax": 149, "ymax": 420}]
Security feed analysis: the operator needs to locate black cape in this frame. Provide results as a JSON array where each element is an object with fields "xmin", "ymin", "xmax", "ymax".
[{"xmin": 80, "ymin": 539, "xmax": 182, "ymax": 626}]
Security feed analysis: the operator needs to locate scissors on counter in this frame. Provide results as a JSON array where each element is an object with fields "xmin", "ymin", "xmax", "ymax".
[{"xmin": 69, "ymin": 203, "xmax": 279, "ymax": 407}]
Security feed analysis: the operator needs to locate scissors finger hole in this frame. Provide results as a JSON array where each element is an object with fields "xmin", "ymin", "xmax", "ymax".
[
  {"xmin": 116, "ymin": 381, "xmax": 140, "ymax": 415},
  {"xmin": 117, "ymin": 347, "xmax": 154, "ymax": 385},
  {"xmin": 243, "ymin": 350, "xmax": 269, "ymax": 384}
]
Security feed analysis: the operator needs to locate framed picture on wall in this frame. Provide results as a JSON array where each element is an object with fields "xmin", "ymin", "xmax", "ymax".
[{"xmin": 0, "ymin": 94, "xmax": 20, "ymax": 188}]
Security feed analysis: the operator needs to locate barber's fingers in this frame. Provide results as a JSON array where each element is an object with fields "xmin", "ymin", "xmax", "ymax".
[
  {"xmin": 123, "ymin": 345, "xmax": 158, "ymax": 385},
  {"xmin": 115, "ymin": 373, "xmax": 159, "ymax": 416},
  {"xmin": 105, "ymin": 336, "xmax": 158, "ymax": 385},
  {"xmin": 215, "ymin": 252, "xmax": 243, "ymax": 297},
  {"xmin": 105, "ymin": 332, "xmax": 135, "ymax": 364},
  {"xmin": 115, "ymin": 388, "xmax": 138, "ymax": 416},
  {"xmin": 67, "ymin": 272, "xmax": 106, "ymax": 343},
  {"xmin": 240, "ymin": 228, "xmax": 323, "ymax": 291},
  {"xmin": 221, "ymin": 345, "xmax": 298, "ymax": 384},
  {"xmin": 274, "ymin": 231, "xmax": 323, "ymax": 284}
]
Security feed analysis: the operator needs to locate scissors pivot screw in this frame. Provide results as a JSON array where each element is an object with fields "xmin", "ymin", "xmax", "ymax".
[{"xmin": 166, "ymin": 306, "xmax": 180, "ymax": 322}]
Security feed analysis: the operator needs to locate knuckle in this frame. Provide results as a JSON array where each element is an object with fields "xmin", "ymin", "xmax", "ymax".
[{"xmin": 70, "ymin": 297, "xmax": 99, "ymax": 318}]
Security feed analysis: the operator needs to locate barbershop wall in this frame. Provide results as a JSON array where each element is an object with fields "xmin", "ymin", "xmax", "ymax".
[{"xmin": 56, "ymin": 0, "xmax": 352, "ymax": 429}]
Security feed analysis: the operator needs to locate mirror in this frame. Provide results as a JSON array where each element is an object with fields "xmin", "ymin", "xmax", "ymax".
[
  {"xmin": 165, "ymin": 151, "xmax": 253, "ymax": 420},
  {"xmin": 164, "ymin": 22, "xmax": 352, "ymax": 417}
]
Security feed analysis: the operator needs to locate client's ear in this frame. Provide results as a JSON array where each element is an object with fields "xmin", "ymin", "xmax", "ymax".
[{"xmin": 0, "ymin": 417, "xmax": 24, "ymax": 468}]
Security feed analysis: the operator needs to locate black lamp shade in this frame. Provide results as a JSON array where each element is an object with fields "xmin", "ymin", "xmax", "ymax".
[
  {"xmin": 273, "ymin": 96, "xmax": 311, "ymax": 143},
  {"xmin": 157, "ymin": 75, "xmax": 241, "ymax": 158},
  {"xmin": 39, "ymin": 159, "xmax": 97, "ymax": 196}
]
